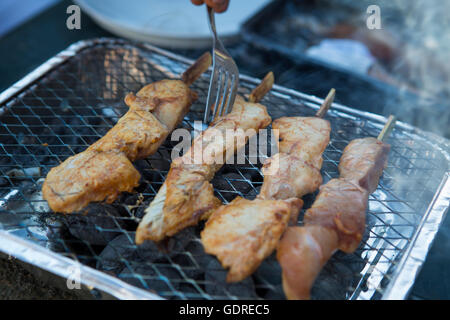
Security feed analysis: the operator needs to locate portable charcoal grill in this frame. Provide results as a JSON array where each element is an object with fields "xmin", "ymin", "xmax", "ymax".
[{"xmin": 0, "ymin": 38, "xmax": 448, "ymax": 300}]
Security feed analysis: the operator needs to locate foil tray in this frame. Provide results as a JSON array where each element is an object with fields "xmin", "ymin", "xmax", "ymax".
[{"xmin": 0, "ymin": 38, "xmax": 448, "ymax": 300}]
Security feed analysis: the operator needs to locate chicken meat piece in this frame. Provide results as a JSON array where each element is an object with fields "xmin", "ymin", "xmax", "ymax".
[
  {"xmin": 303, "ymin": 178, "xmax": 368, "ymax": 253},
  {"xmin": 201, "ymin": 196, "xmax": 303, "ymax": 282},
  {"xmin": 277, "ymin": 226, "xmax": 338, "ymax": 300},
  {"xmin": 339, "ymin": 137, "xmax": 391, "ymax": 193},
  {"xmin": 42, "ymin": 150, "xmax": 140, "ymax": 214},
  {"xmin": 259, "ymin": 117, "xmax": 330, "ymax": 200},
  {"xmin": 272, "ymin": 117, "xmax": 331, "ymax": 157}
]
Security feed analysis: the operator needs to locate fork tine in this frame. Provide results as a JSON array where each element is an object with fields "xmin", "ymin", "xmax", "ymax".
[
  {"xmin": 217, "ymin": 71, "xmax": 230, "ymax": 118},
  {"xmin": 204, "ymin": 68, "xmax": 219, "ymax": 123},
  {"xmin": 210, "ymin": 70, "xmax": 225, "ymax": 122},
  {"xmin": 223, "ymin": 73, "xmax": 238, "ymax": 116},
  {"xmin": 204, "ymin": 5, "xmax": 240, "ymax": 123}
]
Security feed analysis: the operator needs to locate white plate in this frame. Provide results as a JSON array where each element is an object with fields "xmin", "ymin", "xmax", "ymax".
[{"xmin": 75, "ymin": 0, "xmax": 271, "ymax": 49}]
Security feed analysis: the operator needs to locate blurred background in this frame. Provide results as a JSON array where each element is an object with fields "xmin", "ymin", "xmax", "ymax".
[
  {"xmin": 2, "ymin": 0, "xmax": 449, "ymax": 138},
  {"xmin": 0, "ymin": 0, "xmax": 449, "ymax": 299}
]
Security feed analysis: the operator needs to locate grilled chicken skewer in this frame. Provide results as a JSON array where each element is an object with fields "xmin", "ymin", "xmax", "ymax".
[
  {"xmin": 259, "ymin": 89, "xmax": 335, "ymax": 200},
  {"xmin": 42, "ymin": 53, "xmax": 212, "ymax": 213},
  {"xmin": 277, "ymin": 116, "xmax": 395, "ymax": 300},
  {"xmin": 201, "ymin": 90, "xmax": 335, "ymax": 282},
  {"xmin": 135, "ymin": 73, "xmax": 274, "ymax": 244}
]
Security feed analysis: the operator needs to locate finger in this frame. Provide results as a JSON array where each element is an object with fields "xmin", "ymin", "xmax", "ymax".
[
  {"xmin": 205, "ymin": 0, "xmax": 230, "ymax": 13},
  {"xmin": 191, "ymin": 0, "xmax": 205, "ymax": 5}
]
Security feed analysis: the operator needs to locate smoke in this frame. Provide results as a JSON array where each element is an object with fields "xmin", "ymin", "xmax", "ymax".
[
  {"xmin": 387, "ymin": 0, "xmax": 450, "ymax": 138},
  {"xmin": 385, "ymin": 0, "xmax": 450, "ymax": 96},
  {"xmin": 320, "ymin": 0, "xmax": 450, "ymax": 137}
]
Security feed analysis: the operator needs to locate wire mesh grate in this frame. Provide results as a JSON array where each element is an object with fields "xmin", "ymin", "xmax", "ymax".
[{"xmin": 0, "ymin": 40, "xmax": 448, "ymax": 300}]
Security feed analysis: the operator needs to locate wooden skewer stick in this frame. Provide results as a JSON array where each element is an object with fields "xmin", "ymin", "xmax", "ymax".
[
  {"xmin": 249, "ymin": 72, "xmax": 275, "ymax": 103},
  {"xmin": 181, "ymin": 52, "xmax": 213, "ymax": 86},
  {"xmin": 211, "ymin": 72, "xmax": 275, "ymax": 122},
  {"xmin": 377, "ymin": 115, "xmax": 396, "ymax": 142},
  {"xmin": 315, "ymin": 88, "xmax": 336, "ymax": 118}
]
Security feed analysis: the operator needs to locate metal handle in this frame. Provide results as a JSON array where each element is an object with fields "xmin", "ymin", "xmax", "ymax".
[
  {"xmin": 207, "ymin": 6, "xmax": 227, "ymax": 56},
  {"xmin": 207, "ymin": 6, "xmax": 217, "ymax": 41}
]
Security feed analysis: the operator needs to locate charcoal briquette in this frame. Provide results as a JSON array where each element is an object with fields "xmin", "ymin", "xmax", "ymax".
[
  {"xmin": 262, "ymin": 285, "xmax": 285, "ymax": 300},
  {"xmin": 166, "ymin": 227, "xmax": 197, "ymax": 253},
  {"xmin": 212, "ymin": 172, "xmax": 252, "ymax": 194},
  {"xmin": 253, "ymin": 258, "xmax": 282, "ymax": 286},
  {"xmin": 119, "ymin": 264, "xmax": 181, "ymax": 294},
  {"xmin": 66, "ymin": 204, "xmax": 124, "ymax": 245},
  {"xmin": 171, "ymin": 254, "xmax": 204, "ymax": 280},
  {"xmin": 204, "ymin": 259, "xmax": 257, "ymax": 299},
  {"xmin": 135, "ymin": 240, "xmax": 167, "ymax": 263},
  {"xmin": 97, "ymin": 234, "xmax": 137, "ymax": 274}
]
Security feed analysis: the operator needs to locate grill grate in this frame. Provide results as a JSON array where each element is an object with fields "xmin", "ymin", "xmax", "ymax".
[{"xmin": 0, "ymin": 39, "xmax": 448, "ymax": 300}]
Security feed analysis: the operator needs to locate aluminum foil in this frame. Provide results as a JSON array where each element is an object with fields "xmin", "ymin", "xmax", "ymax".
[{"xmin": 0, "ymin": 38, "xmax": 448, "ymax": 300}]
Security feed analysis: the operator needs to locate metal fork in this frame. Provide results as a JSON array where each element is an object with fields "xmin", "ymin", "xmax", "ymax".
[{"xmin": 204, "ymin": 6, "xmax": 239, "ymax": 123}]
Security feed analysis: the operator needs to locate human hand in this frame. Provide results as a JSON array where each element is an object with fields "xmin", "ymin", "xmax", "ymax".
[{"xmin": 191, "ymin": 0, "xmax": 230, "ymax": 13}]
